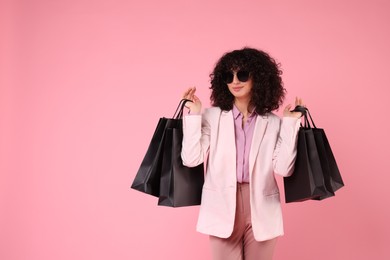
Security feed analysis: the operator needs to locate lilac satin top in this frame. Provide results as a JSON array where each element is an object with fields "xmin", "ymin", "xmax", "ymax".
[
  {"xmin": 232, "ymin": 105, "xmax": 257, "ymax": 183},
  {"xmin": 187, "ymin": 105, "xmax": 257, "ymax": 183}
]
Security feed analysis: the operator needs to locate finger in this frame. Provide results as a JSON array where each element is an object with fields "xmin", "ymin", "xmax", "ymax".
[
  {"xmin": 189, "ymin": 91, "xmax": 195, "ymax": 101},
  {"xmin": 284, "ymin": 104, "xmax": 292, "ymax": 111},
  {"xmin": 183, "ymin": 87, "xmax": 192, "ymax": 99},
  {"xmin": 295, "ymin": 97, "xmax": 304, "ymax": 107},
  {"xmin": 188, "ymin": 87, "xmax": 195, "ymax": 99},
  {"xmin": 191, "ymin": 87, "xmax": 197, "ymax": 97},
  {"xmin": 184, "ymin": 87, "xmax": 196, "ymax": 100},
  {"xmin": 193, "ymin": 95, "xmax": 201, "ymax": 104}
]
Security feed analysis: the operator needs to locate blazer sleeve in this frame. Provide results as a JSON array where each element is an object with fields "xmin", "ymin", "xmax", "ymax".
[
  {"xmin": 272, "ymin": 116, "xmax": 301, "ymax": 177},
  {"xmin": 181, "ymin": 110, "xmax": 211, "ymax": 167}
]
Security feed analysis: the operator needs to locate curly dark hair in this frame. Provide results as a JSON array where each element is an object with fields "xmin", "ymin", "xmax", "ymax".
[{"xmin": 210, "ymin": 47, "xmax": 285, "ymax": 115}]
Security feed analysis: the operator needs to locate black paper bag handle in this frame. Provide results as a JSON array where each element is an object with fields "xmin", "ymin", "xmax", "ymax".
[
  {"xmin": 291, "ymin": 105, "xmax": 317, "ymax": 129},
  {"xmin": 172, "ymin": 99, "xmax": 192, "ymax": 119}
]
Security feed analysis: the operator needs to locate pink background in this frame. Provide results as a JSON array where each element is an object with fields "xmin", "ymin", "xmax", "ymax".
[{"xmin": 1, "ymin": 0, "xmax": 389, "ymax": 259}]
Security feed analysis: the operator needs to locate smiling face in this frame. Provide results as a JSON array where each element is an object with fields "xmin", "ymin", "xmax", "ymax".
[
  {"xmin": 210, "ymin": 48, "xmax": 285, "ymax": 115},
  {"xmin": 226, "ymin": 70, "xmax": 253, "ymax": 101}
]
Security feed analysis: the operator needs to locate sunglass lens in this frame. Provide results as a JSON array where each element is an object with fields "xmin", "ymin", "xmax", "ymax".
[
  {"xmin": 237, "ymin": 71, "xmax": 250, "ymax": 82},
  {"xmin": 222, "ymin": 72, "xmax": 234, "ymax": 84}
]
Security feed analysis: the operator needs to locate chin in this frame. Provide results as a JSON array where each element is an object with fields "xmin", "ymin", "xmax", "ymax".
[{"xmin": 234, "ymin": 93, "xmax": 251, "ymax": 99}]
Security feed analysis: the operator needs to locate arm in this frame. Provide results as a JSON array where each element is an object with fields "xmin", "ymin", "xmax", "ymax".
[
  {"xmin": 273, "ymin": 97, "xmax": 304, "ymax": 177},
  {"xmin": 181, "ymin": 111, "xmax": 211, "ymax": 167},
  {"xmin": 272, "ymin": 117, "xmax": 300, "ymax": 177},
  {"xmin": 180, "ymin": 86, "xmax": 210, "ymax": 167}
]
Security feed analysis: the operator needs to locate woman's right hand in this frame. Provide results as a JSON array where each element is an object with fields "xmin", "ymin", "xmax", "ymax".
[{"xmin": 183, "ymin": 87, "xmax": 202, "ymax": 114}]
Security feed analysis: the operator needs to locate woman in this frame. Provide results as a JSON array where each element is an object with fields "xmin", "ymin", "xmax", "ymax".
[{"xmin": 181, "ymin": 47, "xmax": 304, "ymax": 260}]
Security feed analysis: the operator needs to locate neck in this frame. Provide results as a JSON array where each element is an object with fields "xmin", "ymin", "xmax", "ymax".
[{"xmin": 234, "ymin": 98, "xmax": 253, "ymax": 117}]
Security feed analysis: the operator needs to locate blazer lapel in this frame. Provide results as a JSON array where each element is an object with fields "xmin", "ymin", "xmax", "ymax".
[
  {"xmin": 249, "ymin": 115, "xmax": 268, "ymax": 176},
  {"xmin": 219, "ymin": 110, "xmax": 237, "ymax": 182},
  {"xmin": 220, "ymin": 110, "xmax": 236, "ymax": 152}
]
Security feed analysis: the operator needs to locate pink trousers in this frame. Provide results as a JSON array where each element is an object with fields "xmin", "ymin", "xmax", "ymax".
[{"xmin": 209, "ymin": 183, "xmax": 278, "ymax": 260}]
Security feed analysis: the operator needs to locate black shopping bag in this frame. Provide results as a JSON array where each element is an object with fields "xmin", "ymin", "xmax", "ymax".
[
  {"xmin": 308, "ymin": 111, "xmax": 344, "ymax": 200},
  {"xmin": 284, "ymin": 106, "xmax": 344, "ymax": 203},
  {"xmin": 158, "ymin": 100, "xmax": 204, "ymax": 207},
  {"xmin": 131, "ymin": 117, "xmax": 168, "ymax": 197}
]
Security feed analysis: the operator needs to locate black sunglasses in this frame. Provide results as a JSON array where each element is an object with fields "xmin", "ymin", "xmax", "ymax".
[{"xmin": 222, "ymin": 70, "xmax": 250, "ymax": 84}]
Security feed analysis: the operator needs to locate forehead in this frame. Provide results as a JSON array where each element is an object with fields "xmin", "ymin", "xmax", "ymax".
[{"xmin": 225, "ymin": 60, "xmax": 249, "ymax": 72}]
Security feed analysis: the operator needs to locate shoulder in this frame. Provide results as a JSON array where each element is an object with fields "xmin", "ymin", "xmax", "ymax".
[
  {"xmin": 203, "ymin": 106, "xmax": 222, "ymax": 118},
  {"xmin": 201, "ymin": 107, "xmax": 223, "ymax": 126},
  {"xmin": 265, "ymin": 112, "xmax": 300, "ymax": 129},
  {"xmin": 264, "ymin": 112, "xmax": 281, "ymax": 122},
  {"xmin": 262, "ymin": 112, "xmax": 282, "ymax": 129},
  {"xmin": 204, "ymin": 106, "xmax": 221, "ymax": 114}
]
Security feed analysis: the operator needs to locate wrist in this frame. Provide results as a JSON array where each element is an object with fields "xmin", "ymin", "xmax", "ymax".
[{"xmin": 189, "ymin": 109, "xmax": 201, "ymax": 115}]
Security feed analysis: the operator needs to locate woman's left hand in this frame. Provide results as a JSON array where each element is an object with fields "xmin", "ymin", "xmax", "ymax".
[{"xmin": 283, "ymin": 97, "xmax": 305, "ymax": 118}]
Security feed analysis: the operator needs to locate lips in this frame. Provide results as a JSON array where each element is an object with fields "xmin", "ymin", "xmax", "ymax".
[{"xmin": 232, "ymin": 87, "xmax": 243, "ymax": 92}]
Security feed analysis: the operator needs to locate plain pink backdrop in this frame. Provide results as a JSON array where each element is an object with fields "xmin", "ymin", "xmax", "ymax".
[{"xmin": 1, "ymin": 0, "xmax": 389, "ymax": 259}]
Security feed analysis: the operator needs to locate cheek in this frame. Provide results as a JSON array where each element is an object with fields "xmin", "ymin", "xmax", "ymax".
[
  {"xmin": 248, "ymin": 80, "xmax": 254, "ymax": 88},
  {"xmin": 246, "ymin": 82, "xmax": 253, "ymax": 92}
]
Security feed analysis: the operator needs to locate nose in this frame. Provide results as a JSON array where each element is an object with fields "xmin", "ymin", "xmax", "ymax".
[{"xmin": 232, "ymin": 73, "xmax": 240, "ymax": 84}]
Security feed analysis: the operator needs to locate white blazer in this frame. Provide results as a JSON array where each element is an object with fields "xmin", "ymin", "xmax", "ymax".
[{"xmin": 181, "ymin": 107, "xmax": 300, "ymax": 241}]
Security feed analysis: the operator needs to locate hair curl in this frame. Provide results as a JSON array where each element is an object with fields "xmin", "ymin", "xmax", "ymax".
[{"xmin": 210, "ymin": 47, "xmax": 285, "ymax": 115}]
